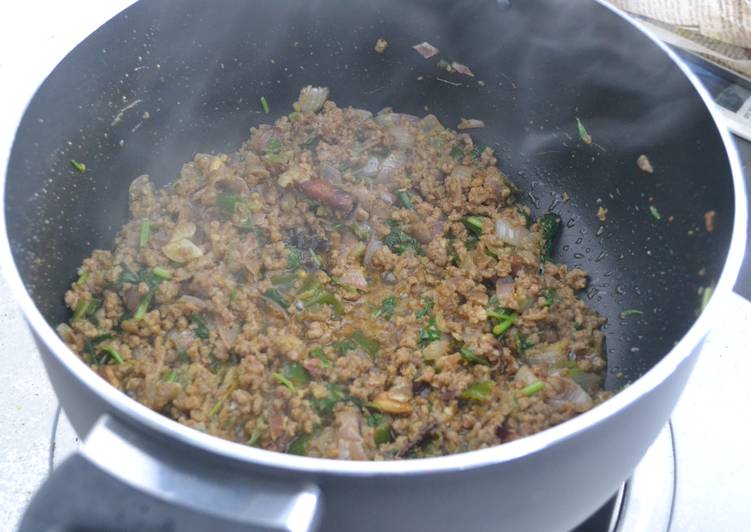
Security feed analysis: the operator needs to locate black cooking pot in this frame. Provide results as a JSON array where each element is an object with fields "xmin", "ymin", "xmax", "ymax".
[{"xmin": 3, "ymin": 0, "xmax": 747, "ymax": 531}]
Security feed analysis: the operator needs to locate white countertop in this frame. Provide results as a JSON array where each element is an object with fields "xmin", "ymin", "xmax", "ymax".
[{"xmin": 1, "ymin": 2, "xmax": 750, "ymax": 531}]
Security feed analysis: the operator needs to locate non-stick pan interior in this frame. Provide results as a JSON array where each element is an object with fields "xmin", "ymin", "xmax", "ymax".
[{"xmin": 5, "ymin": 0, "xmax": 735, "ymax": 390}]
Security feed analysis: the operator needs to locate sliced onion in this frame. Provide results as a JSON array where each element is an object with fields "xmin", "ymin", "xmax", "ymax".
[
  {"xmin": 419, "ymin": 114, "xmax": 443, "ymax": 132},
  {"xmin": 123, "ymin": 286, "xmax": 141, "ymax": 313},
  {"xmin": 320, "ymin": 163, "xmax": 343, "ymax": 184},
  {"xmin": 514, "ymin": 365, "xmax": 537, "ymax": 386},
  {"xmin": 388, "ymin": 377, "xmax": 413, "ymax": 402},
  {"xmin": 375, "ymin": 112, "xmax": 419, "ymax": 127},
  {"xmin": 524, "ymin": 340, "xmax": 568, "ymax": 367},
  {"xmin": 296, "ymin": 85, "xmax": 329, "ymax": 113},
  {"xmin": 388, "ymin": 126, "xmax": 414, "ymax": 148},
  {"xmin": 495, "ymin": 218, "xmax": 530, "ymax": 247},
  {"xmin": 451, "ymin": 62, "xmax": 475, "ymax": 77},
  {"xmin": 458, "ymin": 118, "xmax": 485, "ymax": 130},
  {"xmin": 379, "ymin": 191, "xmax": 395, "ymax": 205},
  {"xmin": 571, "ymin": 371, "xmax": 601, "ymax": 394},
  {"xmin": 216, "ymin": 320, "xmax": 240, "ymax": 350},
  {"xmin": 56, "ymin": 323, "xmax": 75, "ymax": 343},
  {"xmin": 360, "ymin": 156, "xmax": 381, "ymax": 177},
  {"xmin": 167, "ymin": 328, "xmax": 196, "ymax": 350},
  {"xmin": 215, "ymin": 175, "xmax": 250, "ymax": 196},
  {"xmin": 248, "ymin": 125, "xmax": 281, "ymax": 154},
  {"xmin": 364, "ymin": 236, "xmax": 383, "ymax": 268},
  {"xmin": 162, "ymin": 238, "xmax": 204, "ymax": 262},
  {"xmin": 548, "ymin": 376, "xmax": 593, "ymax": 411},
  {"xmin": 377, "ymin": 151, "xmax": 406, "ymax": 183},
  {"xmin": 350, "ymin": 108, "xmax": 373, "ymax": 121},
  {"xmin": 170, "ymin": 221, "xmax": 196, "ymax": 242},
  {"xmin": 336, "ymin": 409, "xmax": 367, "ymax": 460},
  {"xmin": 339, "ymin": 268, "xmax": 368, "ymax": 290},
  {"xmin": 177, "ymin": 294, "xmax": 207, "ymax": 309},
  {"xmin": 413, "ymin": 41, "xmax": 439, "ymax": 59},
  {"xmin": 495, "ymin": 277, "xmax": 514, "ymax": 299},
  {"xmin": 422, "ymin": 339, "xmax": 450, "ymax": 361}
]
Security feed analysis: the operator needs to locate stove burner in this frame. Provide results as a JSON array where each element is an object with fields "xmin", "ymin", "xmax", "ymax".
[{"xmin": 571, "ymin": 424, "xmax": 675, "ymax": 532}]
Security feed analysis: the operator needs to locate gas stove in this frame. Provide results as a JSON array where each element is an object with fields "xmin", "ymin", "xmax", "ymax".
[{"xmin": 0, "ymin": 2, "xmax": 749, "ymax": 530}]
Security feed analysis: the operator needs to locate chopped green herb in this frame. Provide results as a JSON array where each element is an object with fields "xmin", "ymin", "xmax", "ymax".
[
  {"xmin": 350, "ymin": 330, "xmax": 380, "ymax": 359},
  {"xmin": 463, "ymin": 216, "xmax": 485, "ymax": 236},
  {"xmin": 544, "ymin": 288, "xmax": 555, "ymax": 307},
  {"xmin": 236, "ymin": 219, "xmax": 266, "ymax": 242},
  {"xmin": 133, "ymin": 292, "xmax": 154, "ymax": 321},
  {"xmin": 333, "ymin": 338, "xmax": 357, "ymax": 355},
  {"xmin": 304, "ymin": 288, "xmax": 344, "ymax": 317},
  {"xmin": 271, "ymin": 272, "xmax": 297, "ymax": 286},
  {"xmin": 164, "ymin": 370, "xmax": 178, "ymax": 383},
  {"xmin": 517, "ymin": 335, "xmax": 535, "ymax": 354},
  {"xmin": 264, "ymin": 287, "xmax": 289, "ymax": 310},
  {"xmin": 76, "ymin": 271, "xmax": 89, "ymax": 285},
  {"xmin": 272, "ymin": 372, "xmax": 297, "ymax": 392},
  {"xmin": 118, "ymin": 265, "xmax": 140, "ymax": 285},
  {"xmin": 309, "ymin": 347, "xmax": 331, "ymax": 368},
  {"xmin": 287, "ymin": 433, "xmax": 311, "ymax": 455},
  {"xmin": 700, "ymin": 285, "xmax": 714, "ymax": 312},
  {"xmin": 649, "ymin": 205, "xmax": 661, "ymax": 220},
  {"xmin": 383, "ymin": 221, "xmax": 423, "ymax": 256},
  {"xmin": 72, "ymin": 298, "xmax": 99, "ymax": 322},
  {"xmin": 517, "ymin": 206, "xmax": 532, "ymax": 228},
  {"xmin": 208, "ymin": 385, "xmax": 236, "ymax": 417},
  {"xmin": 191, "ymin": 315, "xmax": 210, "ymax": 339},
  {"xmin": 350, "ymin": 223, "xmax": 371, "ymax": 242},
  {"xmin": 230, "ymin": 287, "xmax": 239, "ymax": 304},
  {"xmin": 152, "ymin": 266, "xmax": 172, "ymax": 280},
  {"xmin": 139, "ymin": 219, "xmax": 151, "ymax": 249},
  {"xmin": 373, "ymin": 296, "xmax": 397, "ymax": 320},
  {"xmin": 99, "ymin": 345, "xmax": 124, "ymax": 365},
  {"xmin": 459, "ymin": 346, "xmax": 489, "ymax": 366},
  {"xmin": 287, "ymin": 247, "xmax": 303, "ymax": 269},
  {"xmin": 69, "ymin": 159, "xmax": 86, "ymax": 173},
  {"xmin": 367, "ymin": 413, "xmax": 393, "ymax": 445},
  {"xmin": 471, "ymin": 143, "xmax": 487, "ymax": 161},
  {"xmin": 260, "ymin": 96, "xmax": 270, "ymax": 113},
  {"xmin": 465, "ymin": 235, "xmax": 479, "ymax": 250},
  {"xmin": 487, "ymin": 308, "xmax": 518, "ymax": 337},
  {"xmin": 416, "ymin": 297, "xmax": 434, "ymax": 319},
  {"xmin": 418, "ymin": 316, "xmax": 441, "ymax": 347},
  {"xmin": 522, "ymin": 381, "xmax": 544, "ymax": 396},
  {"xmin": 396, "ymin": 190, "xmax": 413, "ymax": 209},
  {"xmin": 216, "ymin": 193, "xmax": 243, "ymax": 215},
  {"xmin": 538, "ymin": 213, "xmax": 562, "ymax": 262},
  {"xmin": 460, "ymin": 381, "xmax": 494, "ymax": 401},
  {"xmin": 246, "ymin": 429, "xmax": 262, "ymax": 447},
  {"xmin": 486, "ymin": 307, "xmax": 515, "ymax": 320},
  {"xmin": 297, "ymin": 275, "xmax": 321, "ymax": 300},
  {"xmin": 311, "ymin": 383, "xmax": 346, "ymax": 416},
  {"xmin": 282, "ymin": 361, "xmax": 311, "ymax": 387},
  {"xmin": 177, "ymin": 348, "xmax": 190, "ymax": 364},
  {"xmin": 309, "ymin": 248, "xmax": 322, "ymax": 269},
  {"xmin": 620, "ymin": 309, "xmax": 643, "ymax": 318},
  {"xmin": 450, "ymin": 146, "xmax": 465, "ymax": 161},
  {"xmin": 448, "ymin": 240, "xmax": 460, "ymax": 267},
  {"xmin": 492, "ymin": 315, "xmax": 517, "ymax": 336},
  {"xmin": 576, "ymin": 117, "xmax": 592, "ymax": 145},
  {"xmin": 266, "ymin": 137, "xmax": 282, "ymax": 153}
]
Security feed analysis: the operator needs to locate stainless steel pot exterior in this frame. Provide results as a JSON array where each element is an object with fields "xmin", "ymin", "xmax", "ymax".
[
  {"xmin": 31, "ymin": 330, "xmax": 702, "ymax": 532},
  {"xmin": 4, "ymin": 0, "xmax": 749, "ymax": 530}
]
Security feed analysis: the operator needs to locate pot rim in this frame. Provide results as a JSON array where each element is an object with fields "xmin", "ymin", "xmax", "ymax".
[{"xmin": 0, "ymin": 0, "xmax": 747, "ymax": 477}]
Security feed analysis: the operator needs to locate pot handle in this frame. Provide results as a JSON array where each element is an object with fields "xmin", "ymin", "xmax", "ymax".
[{"xmin": 19, "ymin": 414, "xmax": 323, "ymax": 532}]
